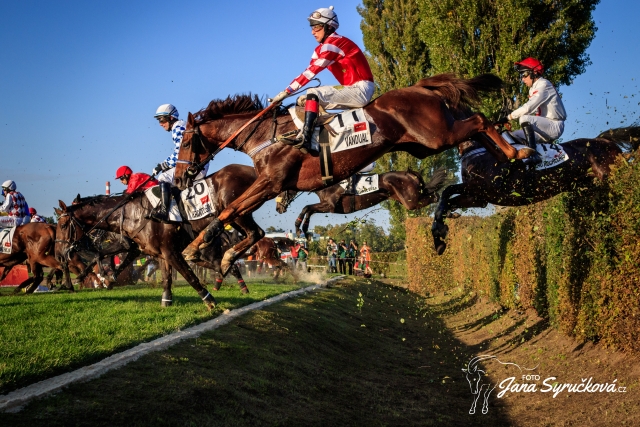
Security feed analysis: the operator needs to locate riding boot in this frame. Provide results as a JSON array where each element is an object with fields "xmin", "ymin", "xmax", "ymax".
[
  {"xmin": 521, "ymin": 122, "xmax": 542, "ymax": 166},
  {"xmin": 294, "ymin": 94, "xmax": 319, "ymax": 155},
  {"xmin": 149, "ymin": 182, "xmax": 171, "ymax": 222}
]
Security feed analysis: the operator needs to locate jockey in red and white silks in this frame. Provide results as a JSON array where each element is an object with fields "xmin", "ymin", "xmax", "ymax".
[
  {"xmin": 1, "ymin": 180, "xmax": 31, "ymax": 228},
  {"xmin": 29, "ymin": 207, "xmax": 46, "ymax": 223},
  {"xmin": 273, "ymin": 6, "xmax": 374, "ymax": 110},
  {"xmin": 271, "ymin": 6, "xmax": 375, "ymax": 154},
  {"xmin": 501, "ymin": 57, "xmax": 567, "ymax": 166}
]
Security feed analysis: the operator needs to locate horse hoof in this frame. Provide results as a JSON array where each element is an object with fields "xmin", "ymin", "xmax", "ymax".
[
  {"xmin": 447, "ymin": 212, "xmax": 461, "ymax": 219},
  {"xmin": 198, "ymin": 240, "xmax": 212, "ymax": 250},
  {"xmin": 182, "ymin": 247, "xmax": 201, "ymax": 262},
  {"xmin": 240, "ymin": 286, "xmax": 249, "ymax": 294},
  {"xmin": 435, "ymin": 241, "xmax": 447, "ymax": 255},
  {"xmin": 161, "ymin": 299, "xmax": 173, "ymax": 307}
]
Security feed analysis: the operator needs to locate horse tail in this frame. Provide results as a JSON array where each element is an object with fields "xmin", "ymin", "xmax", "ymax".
[
  {"xmin": 414, "ymin": 73, "xmax": 503, "ymax": 110},
  {"xmin": 597, "ymin": 126, "xmax": 640, "ymax": 150}
]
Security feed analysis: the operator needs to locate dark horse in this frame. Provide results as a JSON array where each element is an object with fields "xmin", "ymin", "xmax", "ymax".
[
  {"xmin": 55, "ymin": 164, "xmax": 262, "ymax": 306},
  {"xmin": 275, "ymin": 169, "xmax": 447, "ymax": 236},
  {"xmin": 174, "ymin": 74, "xmax": 534, "ymax": 270},
  {"xmin": 0, "ymin": 223, "xmax": 76, "ymax": 293},
  {"xmin": 431, "ymin": 126, "xmax": 640, "ymax": 254}
]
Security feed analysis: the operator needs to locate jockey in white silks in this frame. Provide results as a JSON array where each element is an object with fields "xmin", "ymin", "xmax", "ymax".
[
  {"xmin": 151, "ymin": 104, "xmax": 209, "ymax": 221},
  {"xmin": 499, "ymin": 57, "xmax": 567, "ymax": 166},
  {"xmin": 0, "ymin": 180, "xmax": 31, "ymax": 228},
  {"xmin": 270, "ymin": 6, "xmax": 375, "ymax": 155}
]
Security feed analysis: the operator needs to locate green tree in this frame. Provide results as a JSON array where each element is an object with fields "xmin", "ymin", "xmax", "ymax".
[
  {"xmin": 358, "ymin": 0, "xmax": 599, "ymax": 238},
  {"xmin": 358, "ymin": 0, "xmax": 460, "ymax": 240},
  {"xmin": 416, "ymin": 0, "xmax": 599, "ymax": 115}
]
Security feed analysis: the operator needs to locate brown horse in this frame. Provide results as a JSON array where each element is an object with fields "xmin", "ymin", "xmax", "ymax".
[
  {"xmin": 245, "ymin": 237, "xmax": 294, "ymax": 280},
  {"xmin": 174, "ymin": 74, "xmax": 534, "ymax": 267},
  {"xmin": 431, "ymin": 126, "xmax": 640, "ymax": 254},
  {"xmin": 0, "ymin": 223, "xmax": 75, "ymax": 293},
  {"xmin": 275, "ymin": 169, "xmax": 447, "ymax": 236},
  {"xmin": 55, "ymin": 164, "xmax": 263, "ymax": 306}
]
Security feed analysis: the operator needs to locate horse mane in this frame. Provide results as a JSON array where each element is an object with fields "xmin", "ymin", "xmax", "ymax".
[
  {"xmin": 193, "ymin": 93, "xmax": 291, "ymax": 124},
  {"xmin": 70, "ymin": 194, "xmax": 127, "ymax": 209},
  {"xmin": 597, "ymin": 126, "xmax": 640, "ymax": 150},
  {"xmin": 413, "ymin": 73, "xmax": 503, "ymax": 113}
]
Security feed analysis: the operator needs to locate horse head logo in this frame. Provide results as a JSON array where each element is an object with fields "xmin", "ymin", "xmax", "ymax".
[{"xmin": 462, "ymin": 355, "xmax": 537, "ymax": 415}]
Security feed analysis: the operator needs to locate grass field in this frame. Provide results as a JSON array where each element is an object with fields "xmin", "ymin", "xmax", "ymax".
[{"xmin": 0, "ymin": 278, "xmax": 307, "ymax": 395}]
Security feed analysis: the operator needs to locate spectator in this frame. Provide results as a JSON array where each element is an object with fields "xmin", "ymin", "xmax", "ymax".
[
  {"xmin": 297, "ymin": 244, "xmax": 309, "ymax": 272},
  {"xmin": 326, "ymin": 238, "xmax": 337, "ymax": 273},
  {"xmin": 290, "ymin": 240, "xmax": 301, "ymax": 268},
  {"xmin": 338, "ymin": 239, "xmax": 348, "ymax": 274},
  {"xmin": 360, "ymin": 241, "xmax": 372, "ymax": 277},
  {"xmin": 347, "ymin": 239, "xmax": 357, "ymax": 275}
]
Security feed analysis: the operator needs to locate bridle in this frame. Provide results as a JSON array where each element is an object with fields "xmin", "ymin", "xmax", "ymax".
[{"xmin": 275, "ymin": 191, "xmax": 301, "ymax": 212}]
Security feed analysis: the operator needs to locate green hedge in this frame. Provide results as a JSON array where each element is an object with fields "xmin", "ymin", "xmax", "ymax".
[{"xmin": 406, "ymin": 156, "xmax": 640, "ymax": 354}]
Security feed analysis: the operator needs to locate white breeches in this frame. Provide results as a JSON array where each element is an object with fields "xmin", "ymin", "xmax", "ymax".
[
  {"xmin": 512, "ymin": 115, "xmax": 565, "ymax": 143},
  {"xmin": 307, "ymin": 80, "xmax": 375, "ymax": 110},
  {"xmin": 158, "ymin": 164, "xmax": 209, "ymax": 185}
]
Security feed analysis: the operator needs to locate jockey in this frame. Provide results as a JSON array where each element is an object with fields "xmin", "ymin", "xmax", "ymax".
[
  {"xmin": 502, "ymin": 57, "xmax": 567, "ymax": 166},
  {"xmin": 29, "ymin": 208, "xmax": 46, "ymax": 223},
  {"xmin": 270, "ymin": 6, "xmax": 375, "ymax": 154},
  {"xmin": 0, "ymin": 180, "xmax": 31, "ymax": 228},
  {"xmin": 115, "ymin": 166, "xmax": 169, "ymax": 222},
  {"xmin": 152, "ymin": 104, "xmax": 209, "ymax": 183}
]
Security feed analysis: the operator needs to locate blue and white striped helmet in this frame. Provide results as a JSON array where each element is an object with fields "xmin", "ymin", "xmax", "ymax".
[{"xmin": 154, "ymin": 104, "xmax": 179, "ymax": 119}]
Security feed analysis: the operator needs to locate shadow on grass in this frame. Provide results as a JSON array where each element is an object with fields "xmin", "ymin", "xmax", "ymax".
[{"xmin": 1, "ymin": 279, "xmax": 514, "ymax": 427}]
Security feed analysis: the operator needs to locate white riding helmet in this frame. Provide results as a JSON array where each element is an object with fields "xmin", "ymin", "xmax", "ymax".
[
  {"xmin": 154, "ymin": 104, "xmax": 179, "ymax": 119},
  {"xmin": 308, "ymin": 6, "xmax": 339, "ymax": 30},
  {"xmin": 2, "ymin": 180, "xmax": 16, "ymax": 191}
]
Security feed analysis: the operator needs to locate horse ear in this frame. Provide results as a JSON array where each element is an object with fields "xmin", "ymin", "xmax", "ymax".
[
  {"xmin": 58, "ymin": 200, "xmax": 67, "ymax": 211},
  {"xmin": 188, "ymin": 112, "xmax": 195, "ymax": 127},
  {"xmin": 74, "ymin": 194, "xmax": 81, "ymax": 203}
]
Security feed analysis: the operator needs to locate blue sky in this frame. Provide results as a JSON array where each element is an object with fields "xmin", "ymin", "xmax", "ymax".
[{"xmin": 1, "ymin": 1, "xmax": 638, "ymax": 231}]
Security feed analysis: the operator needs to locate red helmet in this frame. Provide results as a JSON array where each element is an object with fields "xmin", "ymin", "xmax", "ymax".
[
  {"xmin": 115, "ymin": 166, "xmax": 133, "ymax": 179},
  {"xmin": 29, "ymin": 207, "xmax": 37, "ymax": 215},
  {"xmin": 514, "ymin": 57, "xmax": 544, "ymax": 75}
]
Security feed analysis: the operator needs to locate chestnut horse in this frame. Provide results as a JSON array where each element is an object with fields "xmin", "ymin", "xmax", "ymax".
[
  {"xmin": 431, "ymin": 126, "xmax": 640, "ymax": 254},
  {"xmin": 275, "ymin": 169, "xmax": 447, "ymax": 236},
  {"xmin": 246, "ymin": 237, "xmax": 295, "ymax": 280},
  {"xmin": 174, "ymin": 74, "xmax": 534, "ymax": 270},
  {"xmin": 55, "ymin": 164, "xmax": 262, "ymax": 306},
  {"xmin": 0, "ymin": 223, "xmax": 76, "ymax": 293}
]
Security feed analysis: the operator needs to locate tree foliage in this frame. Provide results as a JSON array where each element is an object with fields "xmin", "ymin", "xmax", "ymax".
[{"xmin": 358, "ymin": 0, "xmax": 599, "ymax": 238}]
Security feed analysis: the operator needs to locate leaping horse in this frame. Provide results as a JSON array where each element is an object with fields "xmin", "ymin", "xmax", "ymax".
[
  {"xmin": 431, "ymin": 126, "xmax": 640, "ymax": 254},
  {"xmin": 275, "ymin": 169, "xmax": 447, "ymax": 237},
  {"xmin": 173, "ymin": 73, "xmax": 534, "ymax": 273}
]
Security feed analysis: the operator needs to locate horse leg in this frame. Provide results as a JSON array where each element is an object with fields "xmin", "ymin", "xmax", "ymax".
[
  {"xmin": 184, "ymin": 179, "xmax": 277, "ymax": 261},
  {"xmin": 229, "ymin": 264, "xmax": 249, "ymax": 294},
  {"xmin": 159, "ymin": 259, "xmax": 173, "ymax": 307},
  {"xmin": 26, "ymin": 263, "xmax": 45, "ymax": 294},
  {"xmin": 221, "ymin": 216, "xmax": 264, "ymax": 277},
  {"xmin": 163, "ymin": 248, "xmax": 216, "ymax": 309},
  {"xmin": 433, "ymin": 190, "xmax": 488, "ymax": 255},
  {"xmin": 432, "ymin": 184, "xmax": 468, "ymax": 255},
  {"xmin": 14, "ymin": 277, "xmax": 35, "ymax": 294}
]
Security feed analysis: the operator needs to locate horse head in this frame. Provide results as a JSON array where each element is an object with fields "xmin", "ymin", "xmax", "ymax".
[{"xmin": 275, "ymin": 190, "xmax": 298, "ymax": 214}]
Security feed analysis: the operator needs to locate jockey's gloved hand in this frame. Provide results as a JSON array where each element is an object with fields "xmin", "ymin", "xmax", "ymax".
[
  {"xmin": 152, "ymin": 164, "xmax": 162, "ymax": 176},
  {"xmin": 160, "ymin": 162, "xmax": 171, "ymax": 172},
  {"xmin": 496, "ymin": 116, "xmax": 510, "ymax": 125},
  {"xmin": 271, "ymin": 90, "xmax": 290, "ymax": 104}
]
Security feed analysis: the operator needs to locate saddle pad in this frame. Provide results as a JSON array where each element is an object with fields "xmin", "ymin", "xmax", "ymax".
[
  {"xmin": 289, "ymin": 107, "xmax": 373, "ymax": 153},
  {"xmin": 144, "ymin": 188, "xmax": 183, "ymax": 222},
  {"xmin": 179, "ymin": 178, "xmax": 217, "ymax": 220},
  {"xmin": 461, "ymin": 143, "xmax": 569, "ymax": 171},
  {"xmin": 339, "ymin": 174, "xmax": 380, "ymax": 195},
  {"xmin": 0, "ymin": 226, "xmax": 16, "ymax": 255}
]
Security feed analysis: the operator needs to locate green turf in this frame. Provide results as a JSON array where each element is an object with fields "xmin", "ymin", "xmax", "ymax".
[
  {"xmin": 0, "ymin": 279, "xmax": 307, "ymax": 395},
  {"xmin": 0, "ymin": 279, "xmax": 506, "ymax": 426}
]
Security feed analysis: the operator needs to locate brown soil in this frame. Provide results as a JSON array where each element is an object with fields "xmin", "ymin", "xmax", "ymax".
[{"xmin": 396, "ymin": 281, "xmax": 640, "ymax": 426}]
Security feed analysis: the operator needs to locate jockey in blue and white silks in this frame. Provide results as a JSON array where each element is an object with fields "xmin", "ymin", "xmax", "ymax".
[
  {"xmin": 1, "ymin": 180, "xmax": 31, "ymax": 227},
  {"xmin": 152, "ymin": 104, "xmax": 208, "ymax": 184}
]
